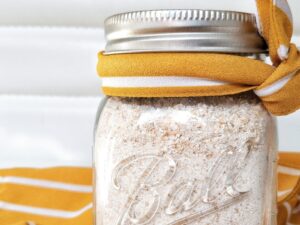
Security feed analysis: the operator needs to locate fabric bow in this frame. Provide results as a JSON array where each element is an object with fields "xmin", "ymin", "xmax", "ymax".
[{"xmin": 98, "ymin": 0, "xmax": 300, "ymax": 116}]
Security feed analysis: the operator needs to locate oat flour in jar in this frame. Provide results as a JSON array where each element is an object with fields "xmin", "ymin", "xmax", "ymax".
[{"xmin": 94, "ymin": 94, "xmax": 277, "ymax": 225}]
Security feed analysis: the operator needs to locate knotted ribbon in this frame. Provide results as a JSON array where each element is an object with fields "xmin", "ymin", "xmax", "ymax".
[{"xmin": 97, "ymin": 0, "xmax": 300, "ymax": 116}]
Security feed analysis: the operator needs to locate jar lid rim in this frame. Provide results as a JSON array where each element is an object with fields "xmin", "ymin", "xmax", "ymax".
[{"xmin": 104, "ymin": 9, "xmax": 268, "ymax": 55}]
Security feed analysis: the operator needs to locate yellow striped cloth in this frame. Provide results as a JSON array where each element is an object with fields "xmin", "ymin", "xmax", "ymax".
[
  {"xmin": 97, "ymin": 0, "xmax": 300, "ymax": 116},
  {"xmin": 0, "ymin": 153, "xmax": 299, "ymax": 225},
  {"xmin": 0, "ymin": 167, "xmax": 93, "ymax": 225},
  {"xmin": 278, "ymin": 153, "xmax": 300, "ymax": 225}
]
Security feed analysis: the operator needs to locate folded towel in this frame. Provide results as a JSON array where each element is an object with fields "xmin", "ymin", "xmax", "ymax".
[
  {"xmin": 0, "ymin": 167, "xmax": 92, "ymax": 225},
  {"xmin": 278, "ymin": 153, "xmax": 300, "ymax": 225}
]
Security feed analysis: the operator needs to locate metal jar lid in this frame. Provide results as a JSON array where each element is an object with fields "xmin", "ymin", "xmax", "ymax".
[{"xmin": 104, "ymin": 9, "xmax": 267, "ymax": 54}]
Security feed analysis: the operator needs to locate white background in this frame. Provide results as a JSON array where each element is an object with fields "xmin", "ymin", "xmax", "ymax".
[{"xmin": 0, "ymin": 0, "xmax": 299, "ymax": 168}]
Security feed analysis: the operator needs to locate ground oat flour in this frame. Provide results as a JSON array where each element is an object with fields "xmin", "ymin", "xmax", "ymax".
[{"xmin": 95, "ymin": 94, "xmax": 277, "ymax": 225}]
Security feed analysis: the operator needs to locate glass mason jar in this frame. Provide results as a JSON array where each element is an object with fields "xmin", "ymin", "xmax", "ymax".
[{"xmin": 94, "ymin": 10, "xmax": 278, "ymax": 225}]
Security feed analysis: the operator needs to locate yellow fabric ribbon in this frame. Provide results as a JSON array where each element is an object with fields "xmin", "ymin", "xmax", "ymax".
[{"xmin": 97, "ymin": 0, "xmax": 300, "ymax": 116}]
